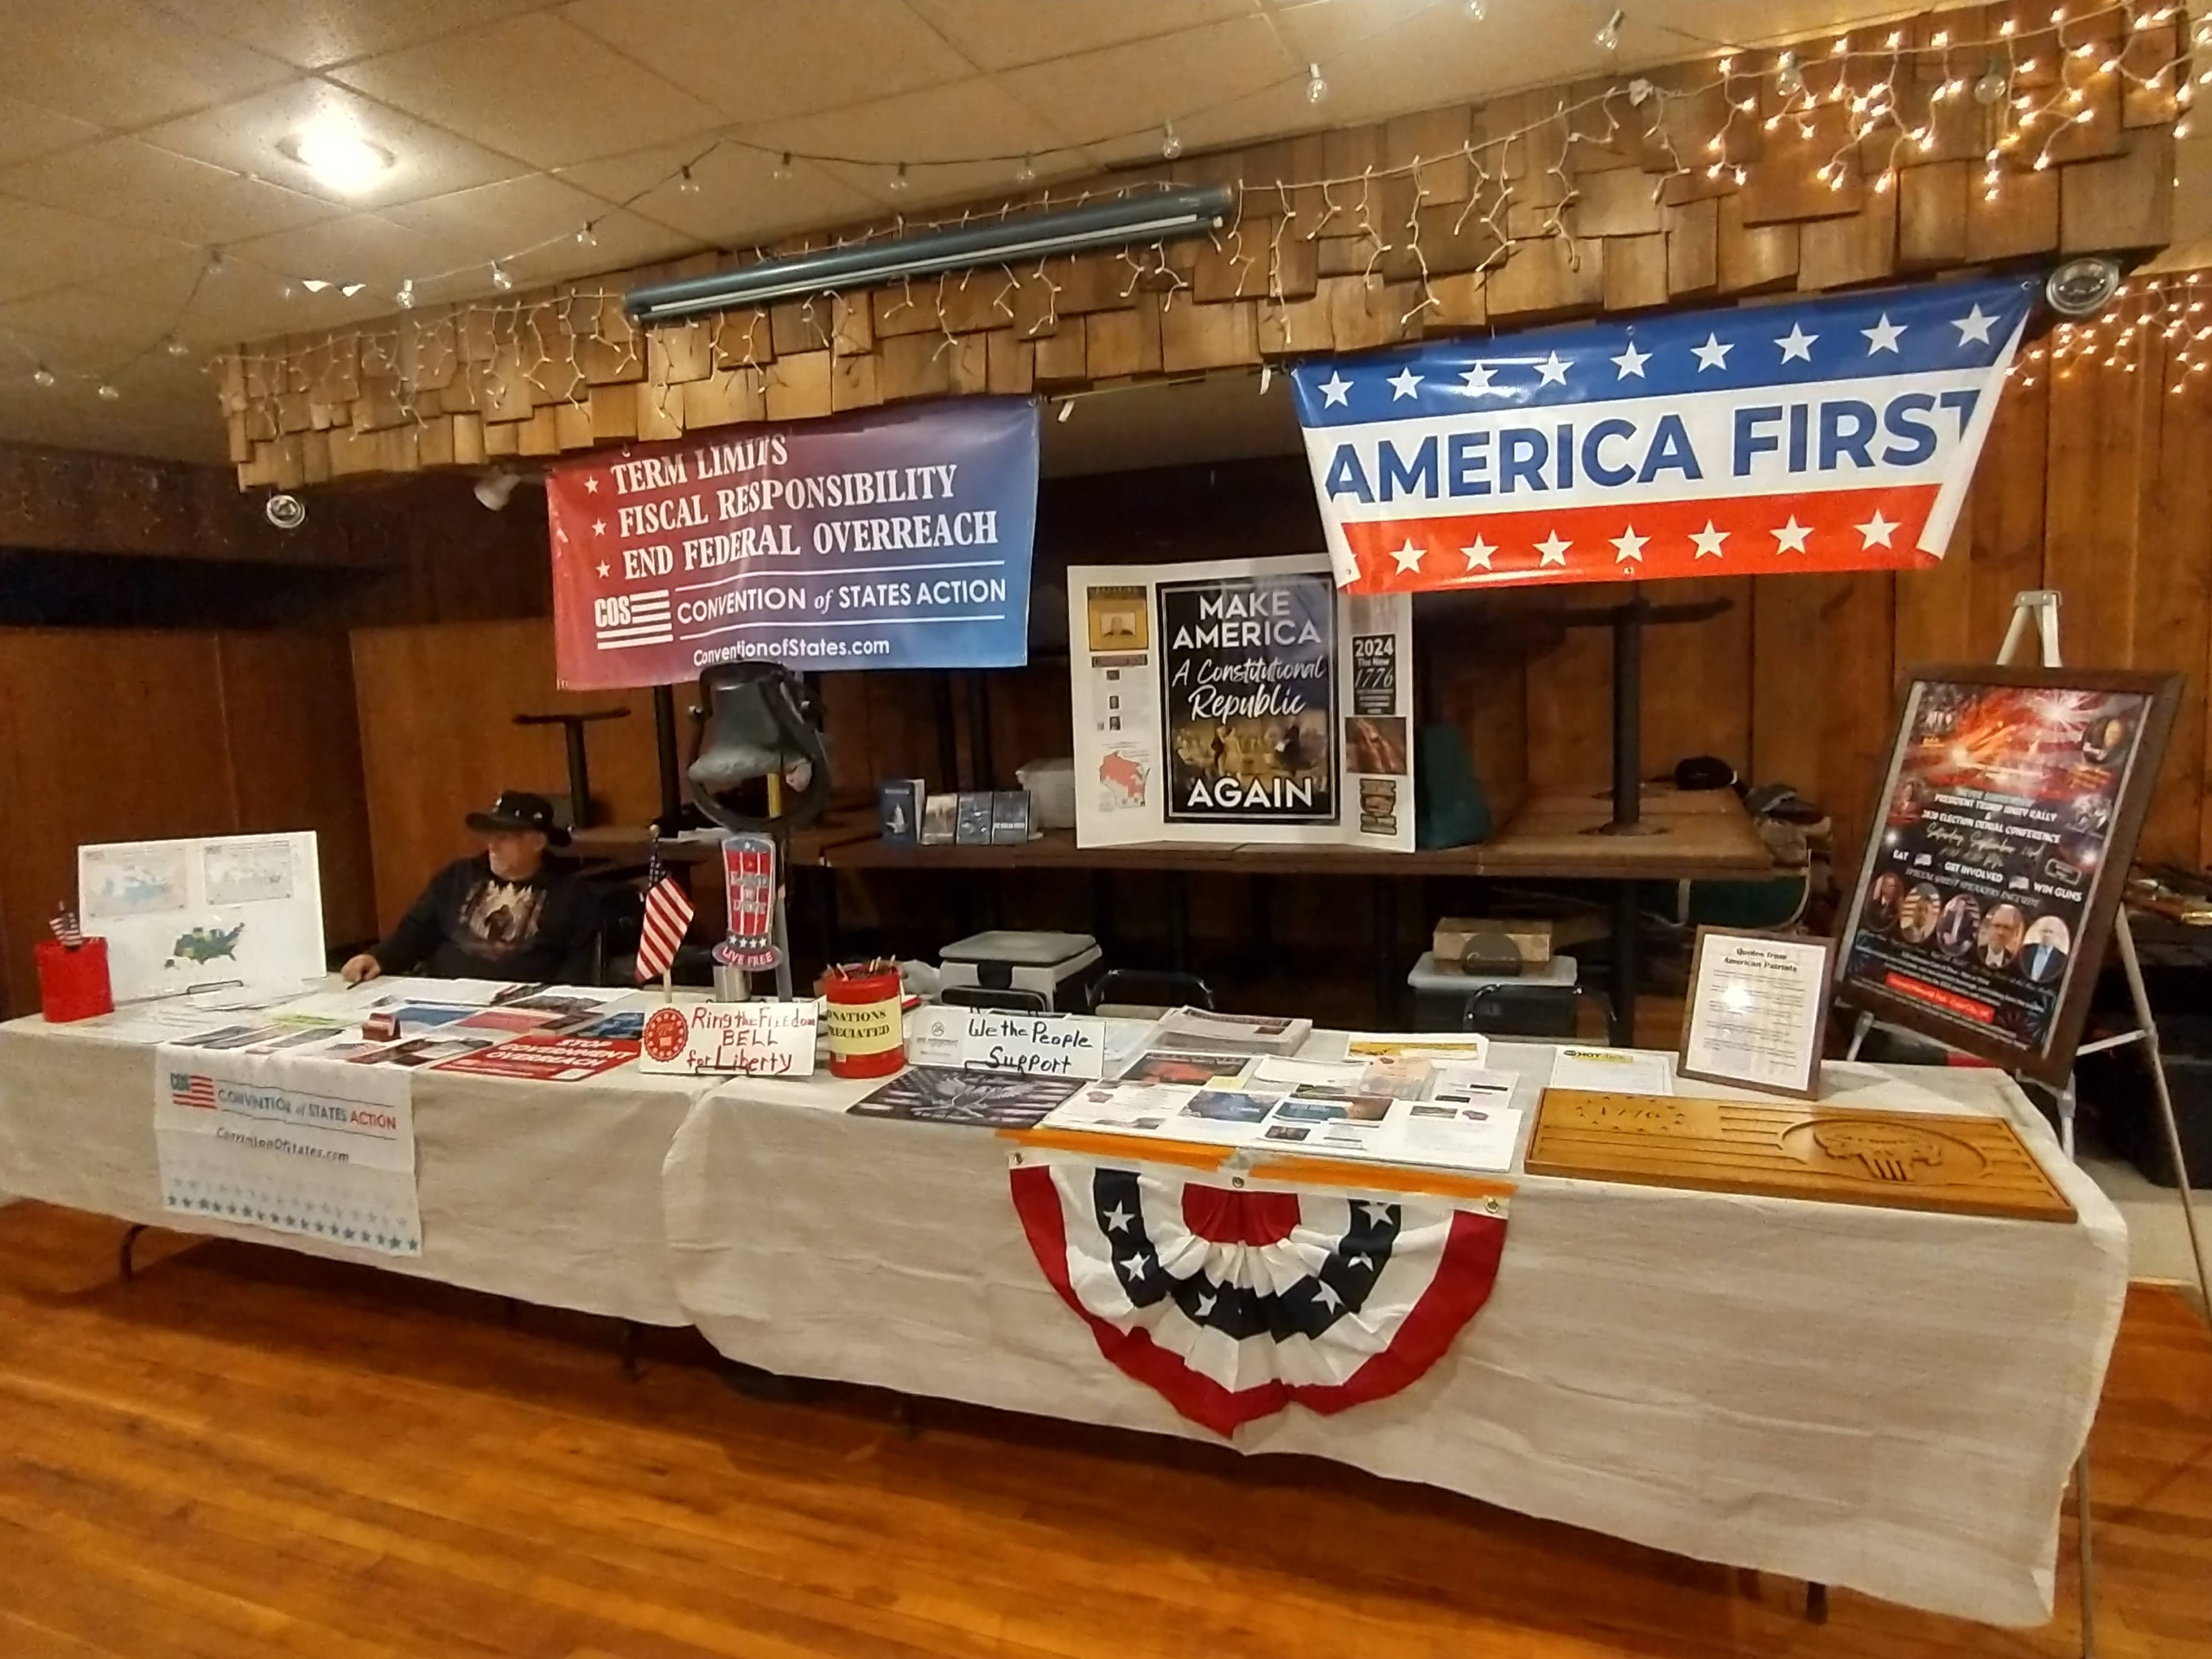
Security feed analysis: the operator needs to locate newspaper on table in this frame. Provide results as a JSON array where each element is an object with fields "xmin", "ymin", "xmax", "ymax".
[{"xmin": 1043, "ymin": 1052, "xmax": 1525, "ymax": 1173}]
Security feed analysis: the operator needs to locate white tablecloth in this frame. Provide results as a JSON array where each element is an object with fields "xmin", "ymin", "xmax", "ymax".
[
  {"xmin": 0, "ymin": 1016, "xmax": 705, "ymax": 1325},
  {"xmin": 660, "ymin": 1045, "xmax": 2128, "ymax": 1627}
]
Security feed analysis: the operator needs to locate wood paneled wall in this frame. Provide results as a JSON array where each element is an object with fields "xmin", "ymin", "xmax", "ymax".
[
  {"xmin": 221, "ymin": 3, "xmax": 2177, "ymax": 489},
  {"xmin": 0, "ymin": 629, "xmax": 375, "ymax": 1017},
  {"xmin": 345, "ymin": 356, "xmax": 2212, "ymax": 946},
  {"xmin": 348, "ymin": 620, "xmax": 671, "ymax": 932}
]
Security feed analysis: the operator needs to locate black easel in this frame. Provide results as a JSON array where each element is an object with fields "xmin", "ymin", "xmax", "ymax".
[{"xmin": 1557, "ymin": 590, "xmax": 1733, "ymax": 1041}]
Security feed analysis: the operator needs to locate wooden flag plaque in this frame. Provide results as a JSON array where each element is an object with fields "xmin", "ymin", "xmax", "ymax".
[{"xmin": 1525, "ymin": 1090, "xmax": 2075, "ymax": 1223}]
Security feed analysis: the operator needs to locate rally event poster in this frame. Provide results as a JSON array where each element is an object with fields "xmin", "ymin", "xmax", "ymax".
[
  {"xmin": 1158, "ymin": 569, "xmax": 1337, "ymax": 827},
  {"xmin": 1835, "ymin": 668, "xmax": 2178, "ymax": 1081},
  {"xmin": 1066, "ymin": 554, "xmax": 1414, "ymax": 852}
]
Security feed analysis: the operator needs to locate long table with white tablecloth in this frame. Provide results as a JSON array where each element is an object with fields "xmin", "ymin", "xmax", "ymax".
[
  {"xmin": 660, "ymin": 1045, "xmax": 2126, "ymax": 1628},
  {"xmin": 0, "ymin": 1014, "xmax": 706, "ymax": 1326},
  {"xmin": 0, "ymin": 1008, "xmax": 2128, "ymax": 1627}
]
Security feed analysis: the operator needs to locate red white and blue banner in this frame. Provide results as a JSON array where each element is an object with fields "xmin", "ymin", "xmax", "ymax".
[
  {"xmin": 1010, "ymin": 1154, "xmax": 1508, "ymax": 1435},
  {"xmin": 1291, "ymin": 275, "xmax": 2037, "ymax": 594},
  {"xmin": 550, "ymin": 397, "xmax": 1039, "ymax": 689}
]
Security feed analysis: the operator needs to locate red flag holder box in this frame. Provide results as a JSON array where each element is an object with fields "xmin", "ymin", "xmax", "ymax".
[{"xmin": 36, "ymin": 937, "xmax": 113, "ymax": 1022}]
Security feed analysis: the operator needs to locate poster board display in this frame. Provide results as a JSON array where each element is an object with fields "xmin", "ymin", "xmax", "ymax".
[
  {"xmin": 1678, "ymin": 927, "xmax": 1835, "ymax": 1099},
  {"xmin": 80, "ymin": 832, "xmax": 326, "ymax": 1002},
  {"xmin": 1834, "ymin": 666, "xmax": 2179, "ymax": 1084},
  {"xmin": 1066, "ymin": 553, "xmax": 1415, "ymax": 850}
]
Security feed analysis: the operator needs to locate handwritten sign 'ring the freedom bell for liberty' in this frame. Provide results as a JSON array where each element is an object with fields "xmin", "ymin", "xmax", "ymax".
[{"xmin": 548, "ymin": 399, "xmax": 1039, "ymax": 690}]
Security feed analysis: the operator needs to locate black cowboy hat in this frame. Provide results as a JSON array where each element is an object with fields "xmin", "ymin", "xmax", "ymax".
[{"xmin": 464, "ymin": 790, "xmax": 570, "ymax": 846}]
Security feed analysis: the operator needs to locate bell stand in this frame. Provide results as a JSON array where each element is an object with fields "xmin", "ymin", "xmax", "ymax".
[{"xmin": 1840, "ymin": 588, "xmax": 2209, "ymax": 1659}]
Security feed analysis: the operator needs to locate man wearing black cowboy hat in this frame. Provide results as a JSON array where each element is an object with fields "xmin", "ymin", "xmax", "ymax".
[{"xmin": 341, "ymin": 791, "xmax": 604, "ymax": 985}]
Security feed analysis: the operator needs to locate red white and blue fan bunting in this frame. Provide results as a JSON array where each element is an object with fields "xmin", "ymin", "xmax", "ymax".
[
  {"xmin": 1290, "ymin": 274, "xmax": 2037, "ymax": 593},
  {"xmin": 1010, "ymin": 1155, "xmax": 1508, "ymax": 1436}
]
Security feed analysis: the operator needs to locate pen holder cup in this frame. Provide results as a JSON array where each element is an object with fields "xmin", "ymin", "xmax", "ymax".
[{"xmin": 37, "ymin": 938, "xmax": 113, "ymax": 1023}]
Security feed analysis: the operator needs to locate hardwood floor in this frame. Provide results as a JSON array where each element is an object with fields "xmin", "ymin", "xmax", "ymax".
[{"xmin": 0, "ymin": 1201, "xmax": 2204, "ymax": 1659}]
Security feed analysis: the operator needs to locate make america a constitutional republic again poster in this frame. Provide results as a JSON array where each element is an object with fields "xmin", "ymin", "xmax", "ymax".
[
  {"xmin": 1067, "ymin": 554, "xmax": 1414, "ymax": 852},
  {"xmin": 546, "ymin": 397, "xmax": 1039, "ymax": 689},
  {"xmin": 1289, "ymin": 274, "xmax": 2035, "ymax": 594}
]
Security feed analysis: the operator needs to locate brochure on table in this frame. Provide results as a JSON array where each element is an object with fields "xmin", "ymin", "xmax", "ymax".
[
  {"xmin": 1066, "ymin": 552, "xmax": 1416, "ymax": 851},
  {"xmin": 102, "ymin": 976, "xmax": 645, "ymax": 1079},
  {"xmin": 855, "ymin": 1019, "xmax": 1526, "ymax": 1173},
  {"xmin": 79, "ymin": 831, "xmax": 326, "ymax": 1002}
]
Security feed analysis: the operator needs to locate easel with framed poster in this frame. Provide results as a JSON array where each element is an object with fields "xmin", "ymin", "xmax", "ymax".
[{"xmin": 1834, "ymin": 588, "xmax": 2208, "ymax": 1659}]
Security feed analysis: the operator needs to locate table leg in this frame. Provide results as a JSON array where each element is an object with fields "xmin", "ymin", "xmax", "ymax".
[
  {"xmin": 619, "ymin": 1321, "xmax": 642, "ymax": 1382},
  {"xmin": 2075, "ymin": 1454, "xmax": 2098, "ymax": 1658},
  {"xmin": 1244, "ymin": 875, "xmax": 1272, "ymax": 983},
  {"xmin": 1092, "ymin": 870, "xmax": 1113, "ymax": 955},
  {"xmin": 1372, "ymin": 880, "xmax": 1401, "ymax": 1027},
  {"xmin": 118, "ymin": 1223, "xmax": 147, "ymax": 1284},
  {"xmin": 1609, "ymin": 879, "xmax": 1639, "ymax": 1046},
  {"xmin": 1804, "ymin": 1582, "xmax": 1827, "ymax": 1624}
]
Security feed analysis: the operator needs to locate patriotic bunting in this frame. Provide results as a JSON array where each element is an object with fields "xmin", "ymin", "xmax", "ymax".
[
  {"xmin": 1290, "ymin": 275, "xmax": 2037, "ymax": 594},
  {"xmin": 1011, "ymin": 1155, "xmax": 1507, "ymax": 1435}
]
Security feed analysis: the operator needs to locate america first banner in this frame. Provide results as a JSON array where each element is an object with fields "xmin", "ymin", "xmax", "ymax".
[
  {"xmin": 1290, "ymin": 276, "xmax": 2036, "ymax": 594},
  {"xmin": 549, "ymin": 397, "xmax": 1039, "ymax": 689}
]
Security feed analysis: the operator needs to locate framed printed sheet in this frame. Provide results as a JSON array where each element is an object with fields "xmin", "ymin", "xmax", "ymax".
[
  {"xmin": 1833, "ymin": 665, "xmax": 2179, "ymax": 1083},
  {"xmin": 1066, "ymin": 553, "xmax": 1415, "ymax": 851}
]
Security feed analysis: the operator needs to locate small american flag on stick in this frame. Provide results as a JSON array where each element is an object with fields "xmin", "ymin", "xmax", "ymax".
[
  {"xmin": 50, "ymin": 906, "xmax": 82, "ymax": 949},
  {"xmin": 636, "ymin": 853, "xmax": 694, "ymax": 983}
]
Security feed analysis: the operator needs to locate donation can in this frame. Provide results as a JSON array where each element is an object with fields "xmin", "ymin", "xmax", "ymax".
[
  {"xmin": 823, "ymin": 961, "xmax": 905, "ymax": 1078},
  {"xmin": 36, "ymin": 937, "xmax": 113, "ymax": 1023}
]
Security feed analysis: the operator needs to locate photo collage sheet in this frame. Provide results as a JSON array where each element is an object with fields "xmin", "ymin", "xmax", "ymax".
[
  {"xmin": 849, "ymin": 1007, "xmax": 1525, "ymax": 1173},
  {"xmin": 1066, "ymin": 553, "xmax": 1416, "ymax": 852}
]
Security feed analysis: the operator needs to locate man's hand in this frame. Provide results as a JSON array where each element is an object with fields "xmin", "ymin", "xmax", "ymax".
[{"xmin": 340, "ymin": 953, "xmax": 383, "ymax": 986}]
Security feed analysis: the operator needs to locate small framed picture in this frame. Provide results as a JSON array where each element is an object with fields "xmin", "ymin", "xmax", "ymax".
[{"xmin": 1678, "ymin": 926, "xmax": 1837, "ymax": 1099}]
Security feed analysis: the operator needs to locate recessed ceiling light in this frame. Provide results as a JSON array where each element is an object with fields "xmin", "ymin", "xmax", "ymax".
[{"xmin": 277, "ymin": 127, "xmax": 396, "ymax": 194}]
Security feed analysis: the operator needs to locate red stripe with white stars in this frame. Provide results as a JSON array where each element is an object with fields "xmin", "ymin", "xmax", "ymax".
[{"xmin": 1340, "ymin": 486, "xmax": 1944, "ymax": 592}]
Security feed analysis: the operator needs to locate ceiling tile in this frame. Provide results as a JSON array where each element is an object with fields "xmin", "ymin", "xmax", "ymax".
[
  {"xmin": 1, "ymin": 250, "xmax": 307, "ymax": 350},
  {"xmin": 905, "ymin": 0, "xmax": 1258, "ymax": 73},
  {"xmin": 0, "ymin": 138, "xmax": 341, "ymax": 250},
  {"xmin": 995, "ymin": 15, "xmax": 1296, "ymax": 154},
  {"xmin": 227, "ymin": 212, "xmax": 476, "ymax": 293},
  {"xmin": 0, "ymin": 0, "xmax": 295, "ymax": 130},
  {"xmin": 378, "ymin": 175, "xmax": 693, "ymax": 290},
  {"xmin": 0, "ymin": 325, "xmax": 230, "ymax": 460},
  {"xmin": 331, "ymin": 12, "xmax": 728, "ymax": 170},
  {"xmin": 0, "ymin": 198, "xmax": 197, "ymax": 304},
  {"xmin": 743, "ymin": 75, "xmax": 1079, "ymax": 184},
  {"xmin": 560, "ymin": 0, "xmax": 976, "ymax": 125},
  {"xmin": 137, "ymin": 79, "xmax": 531, "ymax": 213},
  {"xmin": 0, "ymin": 391, "xmax": 228, "ymax": 464},
  {"xmin": 168, "ymin": 0, "xmax": 562, "ymax": 71},
  {"xmin": 558, "ymin": 139, "xmax": 884, "ymax": 252},
  {"xmin": 0, "ymin": 96, "xmax": 105, "ymax": 168}
]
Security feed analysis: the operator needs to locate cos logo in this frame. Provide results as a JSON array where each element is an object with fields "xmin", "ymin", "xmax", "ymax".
[{"xmin": 594, "ymin": 595, "xmax": 634, "ymax": 628}]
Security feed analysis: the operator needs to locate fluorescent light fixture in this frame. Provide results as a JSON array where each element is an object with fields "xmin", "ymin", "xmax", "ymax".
[
  {"xmin": 277, "ymin": 127, "xmax": 396, "ymax": 194},
  {"xmin": 623, "ymin": 185, "xmax": 1234, "ymax": 324}
]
